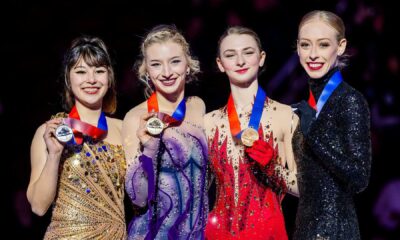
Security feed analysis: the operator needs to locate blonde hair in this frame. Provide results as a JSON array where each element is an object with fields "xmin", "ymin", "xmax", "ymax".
[
  {"xmin": 298, "ymin": 10, "xmax": 348, "ymax": 68},
  {"xmin": 135, "ymin": 24, "xmax": 200, "ymax": 98}
]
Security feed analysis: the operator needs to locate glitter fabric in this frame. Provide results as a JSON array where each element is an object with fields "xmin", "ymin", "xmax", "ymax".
[
  {"xmin": 125, "ymin": 120, "xmax": 208, "ymax": 239},
  {"xmin": 204, "ymin": 98, "xmax": 295, "ymax": 240},
  {"xmin": 293, "ymin": 69, "xmax": 372, "ymax": 240},
  {"xmin": 44, "ymin": 113, "xmax": 127, "ymax": 240}
]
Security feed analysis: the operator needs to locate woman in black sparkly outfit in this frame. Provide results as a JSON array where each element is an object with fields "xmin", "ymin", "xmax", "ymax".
[{"xmin": 292, "ymin": 10, "xmax": 372, "ymax": 240}]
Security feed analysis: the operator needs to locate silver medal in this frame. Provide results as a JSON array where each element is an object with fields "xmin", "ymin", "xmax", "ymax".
[
  {"xmin": 55, "ymin": 123, "xmax": 73, "ymax": 143},
  {"xmin": 146, "ymin": 117, "xmax": 165, "ymax": 135}
]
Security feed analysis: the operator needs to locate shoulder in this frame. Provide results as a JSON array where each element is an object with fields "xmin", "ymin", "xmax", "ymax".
[
  {"xmin": 106, "ymin": 116, "xmax": 123, "ymax": 131},
  {"xmin": 205, "ymin": 106, "xmax": 226, "ymax": 125},
  {"xmin": 267, "ymin": 98, "xmax": 299, "ymax": 130},
  {"xmin": 340, "ymin": 83, "xmax": 369, "ymax": 109},
  {"xmin": 268, "ymin": 98, "xmax": 296, "ymax": 117},
  {"xmin": 34, "ymin": 123, "xmax": 47, "ymax": 138},
  {"xmin": 187, "ymin": 96, "xmax": 206, "ymax": 112},
  {"xmin": 123, "ymin": 101, "xmax": 147, "ymax": 122}
]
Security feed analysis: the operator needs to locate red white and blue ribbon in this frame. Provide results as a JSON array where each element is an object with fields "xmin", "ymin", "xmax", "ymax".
[
  {"xmin": 64, "ymin": 105, "xmax": 108, "ymax": 144},
  {"xmin": 227, "ymin": 86, "xmax": 266, "ymax": 138},
  {"xmin": 308, "ymin": 70, "xmax": 343, "ymax": 118},
  {"xmin": 147, "ymin": 92, "xmax": 186, "ymax": 124}
]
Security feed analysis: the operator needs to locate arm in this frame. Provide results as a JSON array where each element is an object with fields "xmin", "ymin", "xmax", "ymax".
[
  {"xmin": 307, "ymin": 92, "xmax": 372, "ymax": 193},
  {"xmin": 122, "ymin": 109, "xmax": 160, "ymax": 208},
  {"xmin": 247, "ymin": 109, "xmax": 299, "ymax": 196},
  {"xmin": 280, "ymin": 111, "xmax": 299, "ymax": 196},
  {"xmin": 26, "ymin": 118, "xmax": 64, "ymax": 216},
  {"xmin": 203, "ymin": 112, "xmax": 217, "ymax": 193}
]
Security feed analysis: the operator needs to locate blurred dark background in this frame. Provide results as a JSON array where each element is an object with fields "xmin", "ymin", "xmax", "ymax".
[{"xmin": 2, "ymin": 0, "xmax": 399, "ymax": 239}]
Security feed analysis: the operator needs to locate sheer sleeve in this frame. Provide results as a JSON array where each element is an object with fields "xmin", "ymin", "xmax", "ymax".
[{"xmin": 125, "ymin": 138, "xmax": 160, "ymax": 208}]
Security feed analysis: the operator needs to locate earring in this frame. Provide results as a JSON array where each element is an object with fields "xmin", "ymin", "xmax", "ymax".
[{"xmin": 186, "ymin": 69, "xmax": 190, "ymax": 75}]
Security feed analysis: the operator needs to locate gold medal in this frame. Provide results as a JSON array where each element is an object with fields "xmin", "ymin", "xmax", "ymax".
[
  {"xmin": 55, "ymin": 123, "xmax": 73, "ymax": 143},
  {"xmin": 146, "ymin": 117, "xmax": 165, "ymax": 135},
  {"xmin": 241, "ymin": 128, "xmax": 259, "ymax": 147}
]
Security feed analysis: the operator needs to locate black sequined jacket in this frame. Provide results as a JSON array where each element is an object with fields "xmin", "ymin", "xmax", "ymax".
[{"xmin": 293, "ymin": 70, "xmax": 372, "ymax": 240}]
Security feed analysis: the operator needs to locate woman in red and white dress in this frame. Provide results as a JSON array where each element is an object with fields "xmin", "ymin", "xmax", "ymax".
[{"xmin": 204, "ymin": 26, "xmax": 299, "ymax": 240}]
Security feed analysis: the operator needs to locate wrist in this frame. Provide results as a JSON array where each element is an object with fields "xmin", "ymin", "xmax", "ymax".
[
  {"xmin": 47, "ymin": 152, "xmax": 62, "ymax": 162},
  {"xmin": 142, "ymin": 138, "xmax": 160, "ymax": 156}
]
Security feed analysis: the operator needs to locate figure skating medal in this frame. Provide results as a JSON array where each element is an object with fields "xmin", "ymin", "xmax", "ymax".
[
  {"xmin": 55, "ymin": 123, "xmax": 74, "ymax": 143},
  {"xmin": 146, "ymin": 117, "xmax": 165, "ymax": 135},
  {"xmin": 241, "ymin": 127, "xmax": 259, "ymax": 147}
]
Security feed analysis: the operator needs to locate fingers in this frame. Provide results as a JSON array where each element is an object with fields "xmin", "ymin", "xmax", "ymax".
[
  {"xmin": 137, "ymin": 112, "xmax": 157, "ymax": 144},
  {"xmin": 44, "ymin": 118, "xmax": 63, "ymax": 138},
  {"xmin": 252, "ymin": 140, "xmax": 272, "ymax": 151},
  {"xmin": 43, "ymin": 119, "xmax": 65, "ymax": 153},
  {"xmin": 141, "ymin": 112, "xmax": 157, "ymax": 121},
  {"xmin": 245, "ymin": 139, "xmax": 275, "ymax": 167},
  {"xmin": 246, "ymin": 150, "xmax": 273, "ymax": 166},
  {"xmin": 246, "ymin": 146, "xmax": 273, "ymax": 157}
]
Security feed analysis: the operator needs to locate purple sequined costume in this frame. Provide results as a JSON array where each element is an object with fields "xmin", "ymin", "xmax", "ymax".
[{"xmin": 126, "ymin": 121, "xmax": 208, "ymax": 240}]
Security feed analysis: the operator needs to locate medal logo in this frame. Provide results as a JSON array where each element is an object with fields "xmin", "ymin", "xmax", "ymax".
[
  {"xmin": 55, "ymin": 124, "xmax": 74, "ymax": 143},
  {"xmin": 146, "ymin": 117, "xmax": 165, "ymax": 135}
]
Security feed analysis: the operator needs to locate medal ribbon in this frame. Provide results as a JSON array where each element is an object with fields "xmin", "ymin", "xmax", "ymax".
[
  {"xmin": 227, "ymin": 87, "xmax": 266, "ymax": 139},
  {"xmin": 147, "ymin": 92, "xmax": 186, "ymax": 124},
  {"xmin": 64, "ymin": 106, "xmax": 108, "ymax": 144},
  {"xmin": 307, "ymin": 70, "xmax": 343, "ymax": 118}
]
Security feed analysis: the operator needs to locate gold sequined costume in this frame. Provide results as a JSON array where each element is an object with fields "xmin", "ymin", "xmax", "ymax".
[{"xmin": 44, "ymin": 113, "xmax": 127, "ymax": 239}]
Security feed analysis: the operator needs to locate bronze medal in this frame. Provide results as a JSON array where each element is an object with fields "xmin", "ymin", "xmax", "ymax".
[
  {"xmin": 146, "ymin": 117, "xmax": 165, "ymax": 135},
  {"xmin": 241, "ymin": 128, "xmax": 259, "ymax": 147},
  {"xmin": 55, "ymin": 124, "xmax": 73, "ymax": 143}
]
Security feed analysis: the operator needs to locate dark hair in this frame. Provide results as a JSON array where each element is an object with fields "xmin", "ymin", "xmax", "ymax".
[
  {"xmin": 135, "ymin": 24, "xmax": 200, "ymax": 97},
  {"xmin": 62, "ymin": 36, "xmax": 117, "ymax": 114}
]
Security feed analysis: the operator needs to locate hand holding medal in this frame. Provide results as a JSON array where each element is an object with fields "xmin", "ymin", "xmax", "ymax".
[
  {"xmin": 43, "ymin": 118, "xmax": 65, "ymax": 155},
  {"xmin": 53, "ymin": 106, "xmax": 108, "ymax": 145},
  {"xmin": 146, "ymin": 113, "xmax": 166, "ymax": 136},
  {"xmin": 55, "ymin": 119, "xmax": 74, "ymax": 143},
  {"xmin": 145, "ymin": 92, "xmax": 186, "ymax": 136}
]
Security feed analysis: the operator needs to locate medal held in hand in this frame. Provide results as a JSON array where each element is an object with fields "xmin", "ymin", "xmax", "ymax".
[
  {"xmin": 56, "ymin": 106, "xmax": 108, "ymax": 145},
  {"xmin": 241, "ymin": 127, "xmax": 259, "ymax": 147},
  {"xmin": 146, "ymin": 116, "xmax": 165, "ymax": 135},
  {"xmin": 55, "ymin": 122, "xmax": 73, "ymax": 143},
  {"xmin": 146, "ymin": 92, "xmax": 186, "ymax": 136},
  {"xmin": 227, "ymin": 86, "xmax": 266, "ymax": 147}
]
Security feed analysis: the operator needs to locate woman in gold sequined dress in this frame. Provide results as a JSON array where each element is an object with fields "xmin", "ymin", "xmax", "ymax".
[{"xmin": 27, "ymin": 36, "xmax": 127, "ymax": 239}]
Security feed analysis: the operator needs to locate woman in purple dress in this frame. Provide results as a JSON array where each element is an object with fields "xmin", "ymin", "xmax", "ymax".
[{"xmin": 122, "ymin": 25, "xmax": 208, "ymax": 240}]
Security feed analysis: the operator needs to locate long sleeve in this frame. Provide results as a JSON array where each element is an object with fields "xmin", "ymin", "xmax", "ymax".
[
  {"xmin": 126, "ymin": 138, "xmax": 160, "ymax": 208},
  {"xmin": 306, "ymin": 91, "xmax": 372, "ymax": 193}
]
